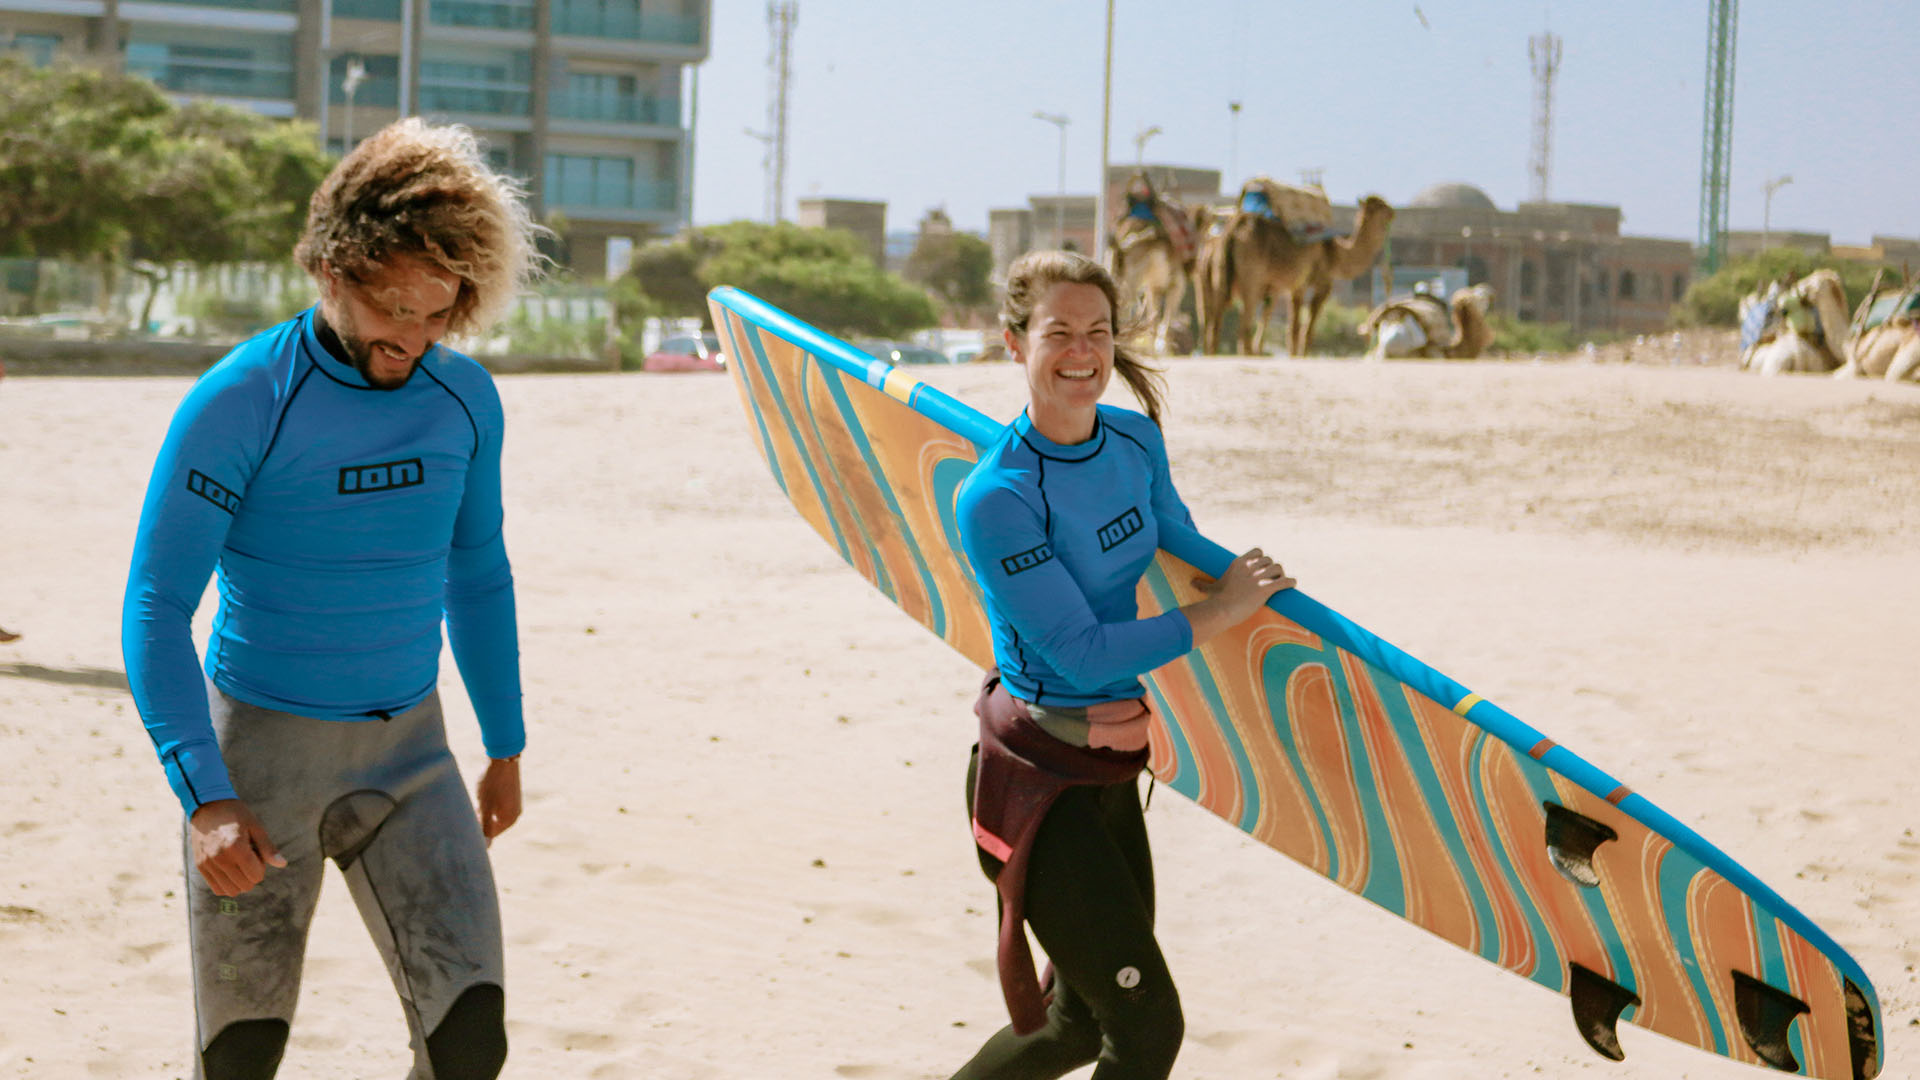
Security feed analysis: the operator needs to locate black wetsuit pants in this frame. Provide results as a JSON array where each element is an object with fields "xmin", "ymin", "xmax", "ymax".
[{"xmin": 954, "ymin": 748, "xmax": 1183, "ymax": 1080}]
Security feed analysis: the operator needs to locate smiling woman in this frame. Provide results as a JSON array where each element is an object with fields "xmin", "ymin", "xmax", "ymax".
[{"xmin": 947, "ymin": 250, "xmax": 1294, "ymax": 1079}]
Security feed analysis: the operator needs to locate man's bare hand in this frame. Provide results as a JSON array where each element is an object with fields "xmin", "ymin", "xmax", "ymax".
[
  {"xmin": 189, "ymin": 799, "xmax": 286, "ymax": 897},
  {"xmin": 477, "ymin": 756, "xmax": 521, "ymax": 846}
]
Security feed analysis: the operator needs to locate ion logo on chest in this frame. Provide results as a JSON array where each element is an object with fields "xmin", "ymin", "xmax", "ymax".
[
  {"xmin": 338, "ymin": 457, "xmax": 425, "ymax": 495},
  {"xmin": 1096, "ymin": 507, "xmax": 1144, "ymax": 552}
]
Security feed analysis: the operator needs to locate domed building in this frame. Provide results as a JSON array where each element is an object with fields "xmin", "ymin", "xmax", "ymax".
[
  {"xmin": 1407, "ymin": 182, "xmax": 1501, "ymax": 212},
  {"xmin": 988, "ymin": 168, "xmax": 1699, "ymax": 337},
  {"xmin": 1337, "ymin": 181, "xmax": 1696, "ymax": 335}
]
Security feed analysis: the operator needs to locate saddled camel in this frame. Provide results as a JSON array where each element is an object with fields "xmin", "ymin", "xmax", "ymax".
[
  {"xmin": 1359, "ymin": 283, "xmax": 1496, "ymax": 359},
  {"xmin": 1289, "ymin": 196, "xmax": 1396, "ymax": 357},
  {"xmin": 1108, "ymin": 174, "xmax": 1198, "ymax": 354},
  {"xmin": 1739, "ymin": 269, "xmax": 1850, "ymax": 375},
  {"xmin": 1196, "ymin": 182, "xmax": 1394, "ymax": 356},
  {"xmin": 1837, "ymin": 273, "xmax": 1920, "ymax": 382}
]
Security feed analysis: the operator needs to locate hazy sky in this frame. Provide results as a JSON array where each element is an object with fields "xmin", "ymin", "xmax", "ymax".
[{"xmin": 688, "ymin": 0, "xmax": 1920, "ymax": 246}]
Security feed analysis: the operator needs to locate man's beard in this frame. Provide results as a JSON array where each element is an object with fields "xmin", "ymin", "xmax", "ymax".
[{"xmin": 336, "ymin": 324, "xmax": 420, "ymax": 391}]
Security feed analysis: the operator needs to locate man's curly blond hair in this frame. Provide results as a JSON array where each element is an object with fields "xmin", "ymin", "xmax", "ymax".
[{"xmin": 295, "ymin": 118, "xmax": 542, "ymax": 336}]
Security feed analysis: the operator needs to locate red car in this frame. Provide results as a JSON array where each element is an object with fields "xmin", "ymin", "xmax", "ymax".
[{"xmin": 643, "ymin": 333, "xmax": 726, "ymax": 372}]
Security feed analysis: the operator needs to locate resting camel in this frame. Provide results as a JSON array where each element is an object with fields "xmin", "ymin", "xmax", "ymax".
[
  {"xmin": 1108, "ymin": 172, "xmax": 1198, "ymax": 353},
  {"xmin": 1837, "ymin": 273, "xmax": 1920, "ymax": 382},
  {"xmin": 1359, "ymin": 284, "xmax": 1496, "ymax": 359},
  {"xmin": 1739, "ymin": 269, "xmax": 1850, "ymax": 375},
  {"xmin": 1196, "ymin": 180, "xmax": 1394, "ymax": 356}
]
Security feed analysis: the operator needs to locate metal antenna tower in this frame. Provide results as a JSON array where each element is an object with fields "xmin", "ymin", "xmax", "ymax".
[
  {"xmin": 1697, "ymin": 0, "xmax": 1738, "ymax": 273},
  {"xmin": 763, "ymin": 1, "xmax": 797, "ymax": 223},
  {"xmin": 1527, "ymin": 29, "xmax": 1562, "ymax": 203}
]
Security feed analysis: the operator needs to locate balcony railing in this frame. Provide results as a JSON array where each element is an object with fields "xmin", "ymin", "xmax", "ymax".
[
  {"xmin": 132, "ymin": 0, "xmax": 297, "ymax": 11},
  {"xmin": 546, "ymin": 178, "xmax": 676, "ymax": 213},
  {"xmin": 551, "ymin": 3, "xmax": 699, "ymax": 44},
  {"xmin": 419, "ymin": 83, "xmax": 531, "ymax": 116},
  {"xmin": 329, "ymin": 75, "xmax": 400, "ymax": 108},
  {"xmin": 549, "ymin": 90, "xmax": 674, "ymax": 126},
  {"xmin": 429, "ymin": 0, "xmax": 532, "ymax": 29},
  {"xmin": 333, "ymin": 0, "xmax": 401, "ymax": 18},
  {"xmin": 127, "ymin": 59, "xmax": 294, "ymax": 99}
]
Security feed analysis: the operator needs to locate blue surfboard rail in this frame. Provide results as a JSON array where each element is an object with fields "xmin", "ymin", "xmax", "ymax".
[{"xmin": 707, "ymin": 284, "xmax": 1882, "ymax": 1026}]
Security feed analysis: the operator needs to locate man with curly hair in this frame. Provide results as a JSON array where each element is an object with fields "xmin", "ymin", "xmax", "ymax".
[{"xmin": 123, "ymin": 118, "xmax": 543, "ymax": 1079}]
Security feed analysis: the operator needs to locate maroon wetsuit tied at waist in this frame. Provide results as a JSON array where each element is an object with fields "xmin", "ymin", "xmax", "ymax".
[{"xmin": 969, "ymin": 669, "xmax": 1151, "ymax": 1034}]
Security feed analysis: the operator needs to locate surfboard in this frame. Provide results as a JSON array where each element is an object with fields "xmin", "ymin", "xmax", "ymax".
[{"xmin": 706, "ymin": 285, "xmax": 1884, "ymax": 1079}]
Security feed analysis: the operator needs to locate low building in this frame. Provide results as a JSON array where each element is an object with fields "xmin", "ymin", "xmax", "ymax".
[
  {"xmin": 1365, "ymin": 183, "xmax": 1696, "ymax": 334},
  {"xmin": 988, "ymin": 163, "xmax": 1223, "ymax": 279},
  {"xmin": 796, "ymin": 197, "xmax": 886, "ymax": 265}
]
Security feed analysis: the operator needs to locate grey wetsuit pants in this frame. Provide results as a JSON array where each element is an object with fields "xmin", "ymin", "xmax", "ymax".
[{"xmin": 185, "ymin": 683, "xmax": 504, "ymax": 1079}]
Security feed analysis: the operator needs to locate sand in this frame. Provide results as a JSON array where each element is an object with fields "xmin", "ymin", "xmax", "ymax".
[{"xmin": 0, "ymin": 354, "xmax": 1915, "ymax": 1079}]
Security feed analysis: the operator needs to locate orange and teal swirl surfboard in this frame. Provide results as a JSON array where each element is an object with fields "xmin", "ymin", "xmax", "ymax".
[{"xmin": 708, "ymin": 285, "xmax": 1882, "ymax": 1079}]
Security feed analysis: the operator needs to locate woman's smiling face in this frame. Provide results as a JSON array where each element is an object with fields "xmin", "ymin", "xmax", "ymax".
[{"xmin": 1007, "ymin": 281, "xmax": 1114, "ymax": 441}]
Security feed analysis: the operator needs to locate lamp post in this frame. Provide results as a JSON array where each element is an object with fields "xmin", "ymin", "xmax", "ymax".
[
  {"xmin": 1133, "ymin": 124, "xmax": 1162, "ymax": 165},
  {"xmin": 1095, "ymin": 0, "xmax": 1112, "ymax": 266},
  {"xmin": 341, "ymin": 57, "xmax": 367, "ymax": 153},
  {"xmin": 1761, "ymin": 174, "xmax": 1793, "ymax": 252},
  {"xmin": 1034, "ymin": 110, "xmax": 1070, "ymax": 250},
  {"xmin": 1227, "ymin": 100, "xmax": 1242, "ymax": 191}
]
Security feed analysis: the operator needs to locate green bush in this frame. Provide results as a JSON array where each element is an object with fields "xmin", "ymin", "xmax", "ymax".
[
  {"xmin": 176, "ymin": 272, "xmax": 314, "ymax": 338},
  {"xmin": 1486, "ymin": 313, "xmax": 1591, "ymax": 355},
  {"xmin": 1304, "ymin": 301, "xmax": 1369, "ymax": 355},
  {"xmin": 500, "ymin": 304, "xmax": 605, "ymax": 359},
  {"xmin": 1674, "ymin": 249, "xmax": 1896, "ymax": 327}
]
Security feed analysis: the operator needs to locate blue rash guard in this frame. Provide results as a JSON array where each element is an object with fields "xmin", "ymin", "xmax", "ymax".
[
  {"xmin": 956, "ymin": 405, "xmax": 1201, "ymax": 708},
  {"xmin": 122, "ymin": 308, "xmax": 524, "ymax": 814}
]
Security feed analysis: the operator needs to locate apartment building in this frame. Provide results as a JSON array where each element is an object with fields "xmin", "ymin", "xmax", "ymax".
[{"xmin": 1, "ymin": 0, "xmax": 709, "ymax": 278}]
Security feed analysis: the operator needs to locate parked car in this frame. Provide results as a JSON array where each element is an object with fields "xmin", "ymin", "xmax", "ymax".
[
  {"xmin": 855, "ymin": 340, "xmax": 954, "ymax": 365},
  {"xmin": 643, "ymin": 333, "xmax": 726, "ymax": 372}
]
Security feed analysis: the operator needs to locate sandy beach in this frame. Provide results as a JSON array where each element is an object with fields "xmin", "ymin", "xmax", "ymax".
[{"xmin": 1, "ymin": 352, "xmax": 1915, "ymax": 1079}]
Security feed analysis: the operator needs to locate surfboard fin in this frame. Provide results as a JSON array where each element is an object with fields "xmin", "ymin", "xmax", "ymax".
[
  {"xmin": 1844, "ymin": 977, "xmax": 1881, "ymax": 1080},
  {"xmin": 1732, "ymin": 970, "xmax": 1809, "ymax": 1072},
  {"xmin": 1543, "ymin": 802, "xmax": 1618, "ymax": 888},
  {"xmin": 1568, "ymin": 962, "xmax": 1640, "ymax": 1061}
]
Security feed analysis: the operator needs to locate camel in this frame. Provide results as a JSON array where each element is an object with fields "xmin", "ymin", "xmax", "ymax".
[
  {"xmin": 1359, "ymin": 283, "xmax": 1496, "ymax": 359},
  {"xmin": 1108, "ymin": 172, "xmax": 1198, "ymax": 353},
  {"xmin": 1196, "ymin": 179, "xmax": 1394, "ymax": 357},
  {"xmin": 1836, "ymin": 273, "xmax": 1920, "ymax": 382},
  {"xmin": 1739, "ymin": 269, "xmax": 1850, "ymax": 375},
  {"xmin": 1289, "ymin": 195, "xmax": 1397, "ymax": 356}
]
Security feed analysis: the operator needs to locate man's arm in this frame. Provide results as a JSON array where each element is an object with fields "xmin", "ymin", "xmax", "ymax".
[
  {"xmin": 123, "ymin": 369, "xmax": 265, "ymax": 812},
  {"xmin": 443, "ymin": 373, "xmax": 524, "ymax": 839},
  {"xmin": 123, "ymin": 365, "xmax": 288, "ymax": 895}
]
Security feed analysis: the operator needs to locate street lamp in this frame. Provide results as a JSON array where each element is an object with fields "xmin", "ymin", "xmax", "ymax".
[
  {"xmin": 1761, "ymin": 174, "xmax": 1793, "ymax": 252},
  {"xmin": 1133, "ymin": 124, "xmax": 1162, "ymax": 165},
  {"xmin": 1227, "ymin": 100, "xmax": 1242, "ymax": 189},
  {"xmin": 341, "ymin": 57, "xmax": 367, "ymax": 153},
  {"xmin": 1034, "ymin": 110, "xmax": 1070, "ymax": 250}
]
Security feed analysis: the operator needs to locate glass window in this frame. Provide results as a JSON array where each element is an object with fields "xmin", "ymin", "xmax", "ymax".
[
  {"xmin": 543, "ymin": 153, "xmax": 645, "ymax": 208},
  {"xmin": 125, "ymin": 30, "xmax": 295, "ymax": 100},
  {"xmin": 333, "ymin": 0, "xmax": 402, "ymax": 18},
  {"xmin": 1617, "ymin": 269, "xmax": 1636, "ymax": 300},
  {"xmin": 6, "ymin": 33, "xmax": 61, "ymax": 66},
  {"xmin": 328, "ymin": 53, "xmax": 399, "ymax": 107},
  {"xmin": 429, "ymin": 0, "xmax": 533, "ymax": 29},
  {"xmin": 420, "ymin": 47, "xmax": 531, "ymax": 116}
]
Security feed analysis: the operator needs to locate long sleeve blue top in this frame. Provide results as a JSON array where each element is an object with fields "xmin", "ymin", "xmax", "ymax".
[
  {"xmin": 122, "ymin": 309, "xmax": 524, "ymax": 814},
  {"xmin": 956, "ymin": 405, "xmax": 1199, "ymax": 707}
]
